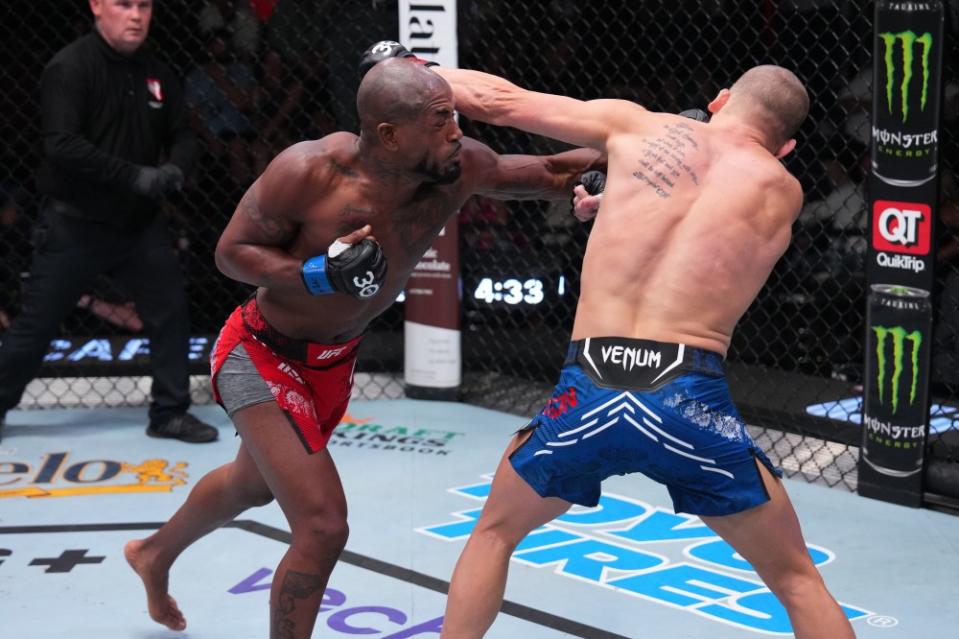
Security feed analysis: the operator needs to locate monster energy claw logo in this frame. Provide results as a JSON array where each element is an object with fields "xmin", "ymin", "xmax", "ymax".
[
  {"xmin": 873, "ymin": 326, "xmax": 921, "ymax": 414},
  {"xmin": 880, "ymin": 30, "xmax": 933, "ymax": 122}
]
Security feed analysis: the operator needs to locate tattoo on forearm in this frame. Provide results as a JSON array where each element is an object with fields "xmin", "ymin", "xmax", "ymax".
[
  {"xmin": 631, "ymin": 122, "xmax": 701, "ymax": 199},
  {"xmin": 271, "ymin": 570, "xmax": 327, "ymax": 639},
  {"xmin": 239, "ymin": 187, "xmax": 293, "ymax": 241}
]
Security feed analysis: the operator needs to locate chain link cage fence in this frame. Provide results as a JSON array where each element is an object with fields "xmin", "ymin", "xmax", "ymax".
[
  {"xmin": 931, "ymin": 2, "xmax": 959, "ymax": 507},
  {"xmin": 0, "ymin": 1, "xmax": 956, "ymax": 503}
]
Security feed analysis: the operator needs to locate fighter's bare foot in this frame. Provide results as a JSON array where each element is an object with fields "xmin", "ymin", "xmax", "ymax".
[{"xmin": 124, "ymin": 539, "xmax": 187, "ymax": 631}]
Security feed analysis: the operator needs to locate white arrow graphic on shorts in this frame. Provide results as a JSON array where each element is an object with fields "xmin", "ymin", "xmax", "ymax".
[{"xmin": 543, "ymin": 391, "xmax": 734, "ymax": 479}]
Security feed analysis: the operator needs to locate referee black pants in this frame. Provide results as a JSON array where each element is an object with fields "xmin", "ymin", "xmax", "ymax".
[{"xmin": 0, "ymin": 205, "xmax": 191, "ymax": 423}]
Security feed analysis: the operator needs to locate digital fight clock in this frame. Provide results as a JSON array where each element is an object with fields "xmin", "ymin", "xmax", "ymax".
[{"xmin": 469, "ymin": 275, "xmax": 568, "ymax": 306}]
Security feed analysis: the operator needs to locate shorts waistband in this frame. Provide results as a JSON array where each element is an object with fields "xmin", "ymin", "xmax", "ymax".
[
  {"xmin": 565, "ymin": 337, "xmax": 724, "ymax": 391},
  {"xmin": 240, "ymin": 296, "xmax": 361, "ymax": 368}
]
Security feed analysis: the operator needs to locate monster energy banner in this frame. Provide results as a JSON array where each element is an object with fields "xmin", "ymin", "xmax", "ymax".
[
  {"xmin": 871, "ymin": 1, "xmax": 945, "ymax": 188},
  {"xmin": 862, "ymin": 2, "xmax": 943, "ymax": 505},
  {"xmin": 859, "ymin": 285, "xmax": 933, "ymax": 506},
  {"xmin": 867, "ymin": 2, "xmax": 942, "ymax": 290}
]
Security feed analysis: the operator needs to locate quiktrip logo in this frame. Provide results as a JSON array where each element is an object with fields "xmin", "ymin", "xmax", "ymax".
[
  {"xmin": 418, "ymin": 480, "xmax": 874, "ymax": 635},
  {"xmin": 873, "ymin": 325, "xmax": 922, "ymax": 414},
  {"xmin": 873, "ymin": 201, "xmax": 931, "ymax": 254},
  {"xmin": 872, "ymin": 200, "xmax": 930, "ymax": 273}
]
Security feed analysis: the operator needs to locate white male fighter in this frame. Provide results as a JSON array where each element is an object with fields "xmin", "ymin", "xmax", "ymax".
[{"xmin": 430, "ymin": 62, "xmax": 857, "ymax": 639}]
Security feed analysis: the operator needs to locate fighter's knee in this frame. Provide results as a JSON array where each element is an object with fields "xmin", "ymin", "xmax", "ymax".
[
  {"xmin": 766, "ymin": 567, "xmax": 827, "ymax": 606},
  {"xmin": 471, "ymin": 520, "xmax": 524, "ymax": 552},
  {"xmin": 292, "ymin": 513, "xmax": 350, "ymax": 556}
]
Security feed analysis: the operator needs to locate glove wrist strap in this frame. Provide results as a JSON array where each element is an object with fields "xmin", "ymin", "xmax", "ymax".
[{"xmin": 301, "ymin": 256, "xmax": 335, "ymax": 296}]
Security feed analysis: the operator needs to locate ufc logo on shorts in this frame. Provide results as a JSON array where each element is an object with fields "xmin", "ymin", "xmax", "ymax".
[
  {"xmin": 277, "ymin": 362, "xmax": 305, "ymax": 384},
  {"xmin": 872, "ymin": 200, "xmax": 931, "ymax": 255},
  {"xmin": 315, "ymin": 346, "xmax": 346, "ymax": 361}
]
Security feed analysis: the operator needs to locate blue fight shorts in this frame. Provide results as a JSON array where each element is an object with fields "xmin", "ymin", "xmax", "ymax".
[{"xmin": 510, "ymin": 337, "xmax": 783, "ymax": 517}]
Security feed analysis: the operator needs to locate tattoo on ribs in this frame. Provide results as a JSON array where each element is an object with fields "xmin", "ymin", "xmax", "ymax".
[
  {"xmin": 271, "ymin": 570, "xmax": 328, "ymax": 639},
  {"xmin": 631, "ymin": 122, "xmax": 701, "ymax": 199}
]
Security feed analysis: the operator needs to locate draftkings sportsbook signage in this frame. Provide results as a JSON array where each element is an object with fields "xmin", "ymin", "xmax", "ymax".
[{"xmin": 861, "ymin": 1, "xmax": 944, "ymax": 506}]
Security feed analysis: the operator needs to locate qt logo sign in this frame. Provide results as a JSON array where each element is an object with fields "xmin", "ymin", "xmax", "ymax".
[{"xmin": 872, "ymin": 200, "xmax": 931, "ymax": 255}]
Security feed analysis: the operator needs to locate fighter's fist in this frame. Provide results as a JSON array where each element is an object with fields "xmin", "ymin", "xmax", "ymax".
[
  {"xmin": 302, "ymin": 226, "xmax": 388, "ymax": 299},
  {"xmin": 678, "ymin": 108, "xmax": 710, "ymax": 122},
  {"xmin": 572, "ymin": 170, "xmax": 606, "ymax": 222},
  {"xmin": 359, "ymin": 40, "xmax": 437, "ymax": 77}
]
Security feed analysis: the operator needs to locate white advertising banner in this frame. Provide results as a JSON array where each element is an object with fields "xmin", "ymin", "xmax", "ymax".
[
  {"xmin": 400, "ymin": 1, "xmax": 461, "ymax": 396},
  {"xmin": 399, "ymin": 1, "xmax": 458, "ymax": 68}
]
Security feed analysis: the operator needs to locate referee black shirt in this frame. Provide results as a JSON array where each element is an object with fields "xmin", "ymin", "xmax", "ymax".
[{"xmin": 38, "ymin": 29, "xmax": 196, "ymax": 229}]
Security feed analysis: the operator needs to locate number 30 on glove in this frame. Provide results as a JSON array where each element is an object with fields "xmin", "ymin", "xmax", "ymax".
[{"xmin": 301, "ymin": 238, "xmax": 388, "ymax": 299}]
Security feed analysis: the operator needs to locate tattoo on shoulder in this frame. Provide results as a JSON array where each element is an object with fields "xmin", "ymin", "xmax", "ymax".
[
  {"xmin": 238, "ymin": 187, "xmax": 294, "ymax": 241},
  {"xmin": 631, "ymin": 122, "xmax": 701, "ymax": 200},
  {"xmin": 329, "ymin": 158, "xmax": 356, "ymax": 177}
]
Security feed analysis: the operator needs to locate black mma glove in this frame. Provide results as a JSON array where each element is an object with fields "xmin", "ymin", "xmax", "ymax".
[
  {"xmin": 571, "ymin": 170, "xmax": 606, "ymax": 222},
  {"xmin": 678, "ymin": 108, "xmax": 710, "ymax": 122},
  {"xmin": 158, "ymin": 164, "xmax": 185, "ymax": 192},
  {"xmin": 301, "ymin": 238, "xmax": 388, "ymax": 299},
  {"xmin": 132, "ymin": 163, "xmax": 184, "ymax": 198},
  {"xmin": 579, "ymin": 170, "xmax": 607, "ymax": 196},
  {"xmin": 359, "ymin": 40, "xmax": 438, "ymax": 77}
]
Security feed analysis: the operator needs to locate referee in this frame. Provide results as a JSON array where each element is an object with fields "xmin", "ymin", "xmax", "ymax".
[{"xmin": 0, "ymin": 0, "xmax": 217, "ymax": 444}]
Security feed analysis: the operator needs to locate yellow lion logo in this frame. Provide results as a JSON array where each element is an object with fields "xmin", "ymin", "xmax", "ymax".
[{"xmin": 120, "ymin": 459, "xmax": 188, "ymax": 485}]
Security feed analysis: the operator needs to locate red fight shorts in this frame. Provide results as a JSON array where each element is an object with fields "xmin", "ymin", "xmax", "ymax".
[{"xmin": 210, "ymin": 296, "xmax": 361, "ymax": 453}]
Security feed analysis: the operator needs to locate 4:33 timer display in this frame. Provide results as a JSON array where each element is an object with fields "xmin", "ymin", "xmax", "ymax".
[{"xmin": 471, "ymin": 276, "xmax": 567, "ymax": 306}]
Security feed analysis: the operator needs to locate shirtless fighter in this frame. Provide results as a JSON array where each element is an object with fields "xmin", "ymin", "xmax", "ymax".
[
  {"xmin": 430, "ymin": 65, "xmax": 857, "ymax": 639},
  {"xmin": 123, "ymin": 53, "xmax": 603, "ymax": 637}
]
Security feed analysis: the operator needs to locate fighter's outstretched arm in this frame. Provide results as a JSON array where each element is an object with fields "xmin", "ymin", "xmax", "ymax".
[
  {"xmin": 434, "ymin": 67, "xmax": 645, "ymax": 151},
  {"xmin": 465, "ymin": 138, "xmax": 605, "ymax": 201}
]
